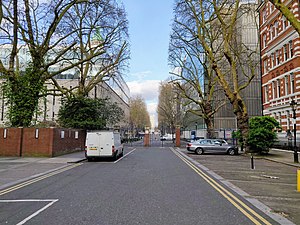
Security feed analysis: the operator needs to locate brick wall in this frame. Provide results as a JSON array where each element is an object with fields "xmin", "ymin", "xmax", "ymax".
[
  {"xmin": 0, "ymin": 128, "xmax": 86, "ymax": 157},
  {"xmin": 0, "ymin": 128, "xmax": 22, "ymax": 156},
  {"xmin": 52, "ymin": 129, "xmax": 86, "ymax": 157}
]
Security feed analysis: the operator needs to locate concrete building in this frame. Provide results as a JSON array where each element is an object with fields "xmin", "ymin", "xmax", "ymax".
[
  {"xmin": 213, "ymin": 1, "xmax": 262, "ymax": 130},
  {"xmin": 258, "ymin": 0, "xmax": 300, "ymax": 139}
]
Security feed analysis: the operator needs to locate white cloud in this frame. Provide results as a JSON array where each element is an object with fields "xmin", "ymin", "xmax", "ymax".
[
  {"xmin": 127, "ymin": 79, "xmax": 161, "ymax": 127},
  {"xmin": 127, "ymin": 79, "xmax": 160, "ymax": 102}
]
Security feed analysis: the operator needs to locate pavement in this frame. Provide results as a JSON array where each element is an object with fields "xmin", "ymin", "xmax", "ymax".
[
  {"xmin": 0, "ymin": 147, "xmax": 299, "ymax": 224},
  {"xmin": 0, "ymin": 151, "xmax": 86, "ymax": 190}
]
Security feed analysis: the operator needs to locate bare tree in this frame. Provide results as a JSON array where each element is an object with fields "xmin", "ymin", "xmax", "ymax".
[
  {"xmin": 129, "ymin": 96, "xmax": 151, "ymax": 136},
  {"xmin": 173, "ymin": 0, "xmax": 260, "ymax": 151},
  {"xmin": 0, "ymin": 0, "xmax": 129, "ymax": 126},
  {"xmin": 169, "ymin": 2, "xmax": 225, "ymax": 138},
  {"xmin": 157, "ymin": 81, "xmax": 180, "ymax": 136},
  {"xmin": 268, "ymin": 0, "xmax": 300, "ymax": 35},
  {"xmin": 50, "ymin": 0, "xmax": 129, "ymax": 98}
]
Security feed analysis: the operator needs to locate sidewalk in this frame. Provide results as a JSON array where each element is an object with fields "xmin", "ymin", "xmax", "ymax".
[
  {"xmin": 179, "ymin": 147, "xmax": 300, "ymax": 224},
  {"xmin": 0, "ymin": 151, "xmax": 86, "ymax": 190},
  {"xmin": 257, "ymin": 148, "xmax": 300, "ymax": 167}
]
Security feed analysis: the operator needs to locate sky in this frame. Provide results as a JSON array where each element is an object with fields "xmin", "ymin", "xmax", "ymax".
[{"xmin": 122, "ymin": 0, "xmax": 174, "ymax": 127}]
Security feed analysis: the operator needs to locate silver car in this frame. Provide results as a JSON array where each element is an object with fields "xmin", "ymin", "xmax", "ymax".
[{"xmin": 186, "ymin": 139, "xmax": 238, "ymax": 155}]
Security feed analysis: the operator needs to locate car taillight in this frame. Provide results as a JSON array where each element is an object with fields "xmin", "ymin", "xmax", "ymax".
[
  {"xmin": 187, "ymin": 143, "xmax": 192, "ymax": 147},
  {"xmin": 112, "ymin": 146, "xmax": 115, "ymax": 153}
]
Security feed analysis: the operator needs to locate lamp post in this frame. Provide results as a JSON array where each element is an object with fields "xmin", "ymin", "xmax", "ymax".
[
  {"xmin": 195, "ymin": 122, "xmax": 198, "ymax": 140},
  {"xmin": 290, "ymin": 99, "xmax": 299, "ymax": 163}
]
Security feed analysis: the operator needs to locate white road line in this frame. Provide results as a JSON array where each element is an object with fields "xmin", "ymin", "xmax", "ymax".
[
  {"xmin": 0, "ymin": 199, "xmax": 59, "ymax": 225},
  {"xmin": 0, "ymin": 199, "xmax": 58, "ymax": 202},
  {"xmin": 114, "ymin": 148, "xmax": 136, "ymax": 163}
]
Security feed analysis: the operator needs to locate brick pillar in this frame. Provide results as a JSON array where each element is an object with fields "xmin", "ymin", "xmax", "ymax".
[
  {"xmin": 144, "ymin": 133, "xmax": 150, "ymax": 147},
  {"xmin": 175, "ymin": 126, "xmax": 181, "ymax": 147}
]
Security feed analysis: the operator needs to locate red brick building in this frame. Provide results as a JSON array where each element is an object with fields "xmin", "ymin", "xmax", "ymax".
[{"xmin": 258, "ymin": 0, "xmax": 300, "ymax": 136}]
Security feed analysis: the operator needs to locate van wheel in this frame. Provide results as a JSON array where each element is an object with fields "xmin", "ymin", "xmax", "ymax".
[
  {"xmin": 195, "ymin": 148, "xmax": 204, "ymax": 155},
  {"xmin": 87, "ymin": 157, "xmax": 92, "ymax": 162}
]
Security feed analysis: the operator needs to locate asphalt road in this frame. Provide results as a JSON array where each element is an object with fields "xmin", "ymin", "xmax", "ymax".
[{"xmin": 0, "ymin": 146, "xmax": 279, "ymax": 225}]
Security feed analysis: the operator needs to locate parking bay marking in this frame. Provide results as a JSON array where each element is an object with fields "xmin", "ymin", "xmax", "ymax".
[
  {"xmin": 0, "ymin": 199, "xmax": 58, "ymax": 225},
  {"xmin": 170, "ymin": 147, "xmax": 272, "ymax": 225},
  {"xmin": 0, "ymin": 163, "xmax": 82, "ymax": 196}
]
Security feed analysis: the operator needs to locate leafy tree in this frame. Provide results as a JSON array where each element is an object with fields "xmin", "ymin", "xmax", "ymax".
[
  {"xmin": 58, "ymin": 96, "xmax": 124, "ymax": 130},
  {"xmin": 248, "ymin": 116, "xmax": 281, "ymax": 154},
  {"xmin": 268, "ymin": 0, "xmax": 300, "ymax": 35}
]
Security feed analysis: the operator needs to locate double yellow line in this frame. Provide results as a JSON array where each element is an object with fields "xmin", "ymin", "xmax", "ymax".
[
  {"xmin": 0, "ymin": 163, "xmax": 82, "ymax": 196},
  {"xmin": 170, "ymin": 148, "xmax": 272, "ymax": 225}
]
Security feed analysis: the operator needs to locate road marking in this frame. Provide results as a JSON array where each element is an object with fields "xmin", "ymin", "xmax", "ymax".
[
  {"xmin": 170, "ymin": 148, "xmax": 272, "ymax": 225},
  {"xmin": 0, "ymin": 199, "xmax": 58, "ymax": 225},
  {"xmin": 114, "ymin": 148, "xmax": 136, "ymax": 164},
  {"xmin": 0, "ymin": 163, "xmax": 82, "ymax": 196}
]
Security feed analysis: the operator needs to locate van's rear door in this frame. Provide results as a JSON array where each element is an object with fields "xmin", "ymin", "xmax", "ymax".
[
  {"xmin": 98, "ymin": 132, "xmax": 114, "ymax": 157},
  {"xmin": 86, "ymin": 132, "xmax": 101, "ymax": 157}
]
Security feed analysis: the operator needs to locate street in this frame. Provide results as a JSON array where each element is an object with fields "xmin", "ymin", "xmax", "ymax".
[{"xmin": 0, "ymin": 146, "xmax": 280, "ymax": 225}]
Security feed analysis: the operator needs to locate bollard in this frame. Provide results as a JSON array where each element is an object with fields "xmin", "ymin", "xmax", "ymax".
[
  {"xmin": 251, "ymin": 154, "xmax": 255, "ymax": 170},
  {"xmin": 298, "ymin": 170, "xmax": 300, "ymax": 192}
]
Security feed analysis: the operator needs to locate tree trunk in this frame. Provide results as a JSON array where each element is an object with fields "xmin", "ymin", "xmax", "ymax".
[
  {"xmin": 234, "ymin": 99, "xmax": 250, "ymax": 152},
  {"xmin": 204, "ymin": 117, "xmax": 215, "ymax": 139}
]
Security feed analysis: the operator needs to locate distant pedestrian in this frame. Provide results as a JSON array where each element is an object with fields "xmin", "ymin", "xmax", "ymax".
[{"xmin": 286, "ymin": 129, "xmax": 293, "ymax": 140}]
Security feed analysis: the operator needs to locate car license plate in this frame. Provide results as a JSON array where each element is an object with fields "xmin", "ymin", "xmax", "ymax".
[{"xmin": 89, "ymin": 147, "xmax": 97, "ymax": 150}]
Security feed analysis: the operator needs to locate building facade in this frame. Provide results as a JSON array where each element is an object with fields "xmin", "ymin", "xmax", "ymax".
[{"xmin": 258, "ymin": 0, "xmax": 300, "ymax": 138}]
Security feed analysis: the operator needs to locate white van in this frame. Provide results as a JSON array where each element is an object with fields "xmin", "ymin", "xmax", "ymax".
[{"xmin": 85, "ymin": 131, "xmax": 124, "ymax": 161}]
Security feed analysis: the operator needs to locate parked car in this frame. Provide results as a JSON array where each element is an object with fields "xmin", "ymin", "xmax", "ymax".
[{"xmin": 186, "ymin": 139, "xmax": 238, "ymax": 155}]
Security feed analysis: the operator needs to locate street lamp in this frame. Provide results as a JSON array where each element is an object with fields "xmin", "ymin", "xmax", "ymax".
[{"xmin": 290, "ymin": 99, "xmax": 299, "ymax": 163}]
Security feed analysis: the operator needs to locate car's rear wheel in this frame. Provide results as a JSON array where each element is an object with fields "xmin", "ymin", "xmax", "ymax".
[
  {"xmin": 227, "ymin": 148, "xmax": 236, "ymax": 155},
  {"xmin": 195, "ymin": 148, "xmax": 204, "ymax": 155}
]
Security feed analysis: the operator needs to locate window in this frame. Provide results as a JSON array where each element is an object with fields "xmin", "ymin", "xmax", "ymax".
[
  {"xmin": 94, "ymin": 86, "xmax": 97, "ymax": 99},
  {"xmin": 284, "ymin": 44, "xmax": 288, "ymax": 60},
  {"xmin": 276, "ymin": 50, "xmax": 280, "ymax": 65},
  {"xmin": 53, "ymin": 90, "xmax": 55, "ymax": 105},
  {"xmin": 264, "ymin": 85, "xmax": 269, "ymax": 102},
  {"xmin": 285, "ymin": 76, "xmax": 289, "ymax": 95},
  {"xmin": 270, "ymin": 25, "xmax": 273, "ymax": 39},
  {"xmin": 290, "ymin": 72, "xmax": 295, "ymax": 93},
  {"xmin": 272, "ymin": 81, "xmax": 276, "ymax": 99},
  {"xmin": 262, "ymin": 9, "xmax": 267, "ymax": 23},
  {"xmin": 283, "ymin": 16, "xmax": 288, "ymax": 28},
  {"xmin": 274, "ymin": 21, "xmax": 278, "ymax": 36},
  {"xmin": 263, "ymin": 59, "xmax": 268, "ymax": 73},
  {"xmin": 272, "ymin": 53, "xmax": 276, "ymax": 67},
  {"xmin": 263, "ymin": 34, "xmax": 267, "ymax": 48},
  {"xmin": 289, "ymin": 40, "xmax": 293, "ymax": 58},
  {"xmin": 277, "ymin": 80, "xmax": 281, "ymax": 98}
]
